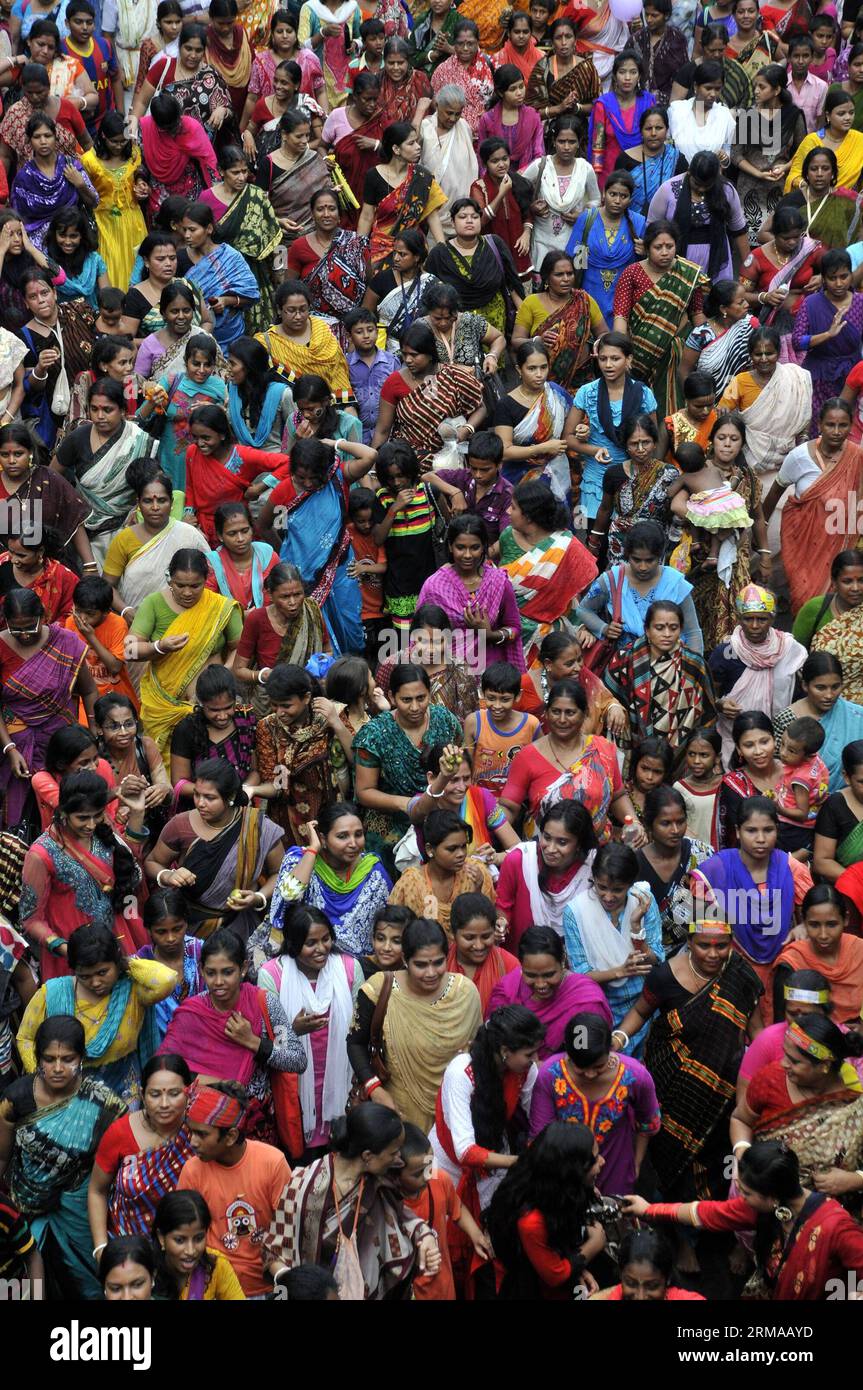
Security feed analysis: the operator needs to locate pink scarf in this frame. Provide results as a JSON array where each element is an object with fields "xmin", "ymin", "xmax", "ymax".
[
  {"xmin": 717, "ymin": 625, "xmax": 806, "ymax": 764},
  {"xmin": 140, "ymin": 114, "xmax": 217, "ymax": 188},
  {"xmin": 157, "ymin": 981, "xmax": 263, "ymax": 1085}
]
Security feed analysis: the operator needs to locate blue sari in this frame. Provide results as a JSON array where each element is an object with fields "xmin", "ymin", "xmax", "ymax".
[
  {"xmin": 186, "ymin": 243, "xmax": 260, "ymax": 351},
  {"xmin": 695, "ymin": 848, "xmax": 794, "ymax": 964},
  {"xmin": 56, "ymin": 251, "xmax": 107, "ymax": 309},
  {"xmin": 585, "ymin": 564, "xmax": 695, "ymax": 646},
  {"xmin": 270, "ymin": 845, "xmax": 393, "ymax": 955},
  {"xmin": 627, "ymin": 145, "xmax": 682, "ymax": 217},
  {"xmin": 135, "ymin": 939, "xmax": 204, "ymax": 1040},
  {"xmin": 566, "ymin": 207, "xmax": 645, "ymax": 324},
  {"xmin": 821, "ymin": 697, "xmax": 863, "ymax": 792},
  {"xmin": 8, "ymin": 1073, "xmax": 125, "ymax": 1299},
  {"xmin": 279, "ymin": 460, "xmax": 363, "ymax": 655},
  {"xmin": 153, "ymin": 371, "xmax": 227, "ymax": 491}
]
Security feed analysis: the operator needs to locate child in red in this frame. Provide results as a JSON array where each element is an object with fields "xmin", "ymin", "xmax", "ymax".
[
  {"xmin": 347, "ymin": 486, "xmax": 387, "ymax": 665},
  {"xmin": 776, "ymin": 715, "xmax": 830, "ymax": 853},
  {"xmin": 65, "ymin": 575, "xmax": 139, "ymax": 717},
  {"xmin": 398, "ymin": 1124, "xmax": 492, "ymax": 1301}
]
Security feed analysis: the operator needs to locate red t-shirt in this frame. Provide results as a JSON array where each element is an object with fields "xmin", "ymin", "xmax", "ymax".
[
  {"xmin": 346, "ymin": 523, "xmax": 385, "ymax": 619},
  {"xmin": 237, "ymin": 605, "xmax": 285, "ymax": 670},
  {"xmin": 403, "ymin": 1173, "xmax": 461, "ymax": 1301}
]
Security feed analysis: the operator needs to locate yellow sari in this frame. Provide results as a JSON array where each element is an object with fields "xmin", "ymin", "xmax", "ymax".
[
  {"xmin": 255, "ymin": 317, "xmax": 353, "ymax": 396},
  {"xmin": 786, "ymin": 129, "xmax": 863, "ymax": 193},
  {"xmin": 140, "ymin": 589, "xmax": 240, "ymax": 767}
]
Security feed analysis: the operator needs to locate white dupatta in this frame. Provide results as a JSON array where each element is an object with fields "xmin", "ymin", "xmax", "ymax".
[
  {"xmin": 420, "ymin": 116, "xmax": 478, "ymax": 235},
  {"xmin": 740, "ymin": 363, "xmax": 812, "ymax": 474},
  {"xmin": 569, "ymin": 881, "xmax": 652, "ymax": 978},
  {"xmin": 512, "ymin": 383, "xmax": 571, "ymax": 499},
  {"xmin": 519, "ymin": 840, "xmax": 595, "ymax": 935},
  {"xmin": 278, "ymin": 953, "xmax": 355, "ymax": 1141}
]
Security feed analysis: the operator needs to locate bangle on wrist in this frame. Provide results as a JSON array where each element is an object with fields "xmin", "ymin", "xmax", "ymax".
[
  {"xmin": 303, "ymin": 847, "xmax": 319, "ymax": 857},
  {"xmin": 31, "ymin": 370, "xmax": 48, "ymax": 383},
  {"xmin": 364, "ymin": 1077, "xmax": 382, "ymax": 1096},
  {"xmin": 257, "ymin": 669, "xmax": 267, "ymax": 683},
  {"xmin": 611, "ymin": 1029, "xmax": 628, "ymax": 1046},
  {"xmin": 1, "ymin": 742, "xmax": 13, "ymax": 755},
  {"xmin": 272, "ymin": 1266, "xmax": 290, "ymax": 1284},
  {"xmin": 156, "ymin": 869, "xmax": 171, "ymax": 887},
  {"xmin": 92, "ymin": 1243, "xmax": 107, "ymax": 1259},
  {"xmin": 732, "ymin": 1140, "xmax": 751, "ymax": 1154},
  {"xmin": 253, "ymin": 890, "xmax": 267, "ymax": 910},
  {"xmin": 153, "ymin": 640, "xmax": 165, "ymax": 655},
  {"xmin": 120, "ymin": 606, "xmax": 134, "ymax": 620},
  {"xmin": 428, "ymin": 785, "xmax": 446, "ymax": 798}
]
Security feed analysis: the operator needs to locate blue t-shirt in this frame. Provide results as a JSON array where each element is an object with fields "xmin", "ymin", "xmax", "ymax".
[{"xmin": 573, "ymin": 377, "xmax": 658, "ymax": 517}]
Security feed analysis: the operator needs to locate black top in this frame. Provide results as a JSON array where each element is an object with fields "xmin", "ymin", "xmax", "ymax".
[
  {"xmin": 814, "ymin": 792, "xmax": 859, "ymax": 845},
  {"xmin": 123, "ymin": 285, "xmax": 156, "ymax": 324},
  {"xmin": 363, "ymin": 167, "xmax": 395, "ymax": 207},
  {"xmin": 601, "ymin": 462, "xmax": 628, "ymax": 497},
  {"xmin": 492, "ymin": 394, "xmax": 529, "ymax": 428}
]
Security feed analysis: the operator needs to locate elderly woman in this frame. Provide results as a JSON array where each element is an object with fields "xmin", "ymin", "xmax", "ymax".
[
  {"xmin": 604, "ymin": 600, "xmax": 717, "ymax": 762},
  {"xmin": 419, "ymin": 86, "xmax": 477, "ymax": 238},
  {"xmin": 430, "ymin": 20, "xmax": 494, "ymax": 135},
  {"xmin": 708, "ymin": 585, "xmax": 807, "ymax": 767}
]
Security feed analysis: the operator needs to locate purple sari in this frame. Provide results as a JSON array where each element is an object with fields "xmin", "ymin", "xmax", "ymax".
[
  {"xmin": 10, "ymin": 156, "xmax": 95, "ymax": 250},
  {"xmin": 793, "ymin": 290, "xmax": 863, "ymax": 429},
  {"xmin": 0, "ymin": 624, "xmax": 85, "ymax": 826},
  {"xmin": 693, "ymin": 848, "xmax": 794, "ymax": 964},
  {"xmin": 416, "ymin": 563, "xmax": 525, "ymax": 670},
  {"xmin": 486, "ymin": 967, "xmax": 613, "ymax": 1058}
]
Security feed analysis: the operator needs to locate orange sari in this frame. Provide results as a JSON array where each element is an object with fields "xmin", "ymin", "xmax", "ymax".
[
  {"xmin": 775, "ymin": 935, "xmax": 863, "ymax": 1025},
  {"xmin": 780, "ymin": 441, "xmax": 863, "ymax": 612}
]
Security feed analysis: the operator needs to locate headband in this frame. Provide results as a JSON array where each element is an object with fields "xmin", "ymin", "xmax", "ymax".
[
  {"xmin": 187, "ymin": 1085, "xmax": 243, "ymax": 1129},
  {"xmin": 688, "ymin": 921, "xmax": 732, "ymax": 937},
  {"xmin": 735, "ymin": 584, "xmax": 775, "ymax": 615},
  {"xmin": 787, "ymin": 1021, "xmax": 835, "ymax": 1063},
  {"xmin": 785, "ymin": 986, "xmax": 830, "ymax": 1005}
]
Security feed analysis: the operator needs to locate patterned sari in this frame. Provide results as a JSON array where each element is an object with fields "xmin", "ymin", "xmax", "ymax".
[
  {"xmin": 606, "ymin": 459, "xmax": 680, "ymax": 567},
  {"xmin": 390, "ymin": 365, "xmax": 484, "ymax": 471},
  {"xmin": 264, "ymin": 148, "xmax": 333, "ymax": 243},
  {"xmin": 302, "ymin": 229, "xmax": 368, "ymax": 350},
  {"xmin": 378, "ymin": 71, "xmax": 432, "ymax": 128},
  {"xmin": 645, "ymin": 952, "xmax": 762, "ymax": 1197},
  {"xmin": 536, "ymin": 733, "xmax": 622, "ymax": 844},
  {"xmin": 368, "ymin": 165, "xmax": 447, "ymax": 272},
  {"xmin": 0, "ymin": 625, "xmax": 85, "ymax": 828},
  {"xmin": 812, "ymin": 607, "xmax": 863, "ymax": 704},
  {"xmin": 628, "ymin": 256, "xmax": 710, "ymax": 416},
  {"xmin": 526, "ymin": 54, "xmax": 599, "ymax": 119},
  {"xmin": 139, "ymin": 590, "xmax": 239, "ymax": 766},
  {"xmin": 753, "ymin": 1073, "xmax": 863, "ymax": 1203},
  {"xmin": 541, "ymin": 291, "xmax": 596, "ymax": 393},
  {"xmin": 255, "ymin": 712, "xmax": 340, "ymax": 846},
  {"xmin": 605, "ymin": 637, "xmax": 716, "ymax": 753},
  {"xmin": 208, "ymin": 183, "xmax": 282, "ymax": 336},
  {"xmin": 501, "ymin": 527, "xmax": 598, "ymax": 666},
  {"xmin": 505, "ymin": 381, "xmax": 572, "ymax": 499}
]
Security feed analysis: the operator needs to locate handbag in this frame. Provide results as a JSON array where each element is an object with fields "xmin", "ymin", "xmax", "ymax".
[
  {"xmin": 425, "ymin": 482, "xmax": 450, "ymax": 568},
  {"xmin": 347, "ymin": 969, "xmax": 393, "ymax": 1110},
  {"xmin": 259, "ymin": 989, "xmax": 304, "ymax": 1159},
  {"xmin": 480, "ymin": 357, "xmax": 506, "ymax": 419},
  {"xmin": 581, "ymin": 566, "xmax": 624, "ymax": 678}
]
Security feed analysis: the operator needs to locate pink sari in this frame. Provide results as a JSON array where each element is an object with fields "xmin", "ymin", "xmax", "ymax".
[
  {"xmin": 158, "ymin": 981, "xmax": 264, "ymax": 1085},
  {"xmin": 416, "ymin": 563, "xmax": 525, "ymax": 670}
]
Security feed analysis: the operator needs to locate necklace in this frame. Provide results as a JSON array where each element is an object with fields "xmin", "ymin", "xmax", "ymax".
[
  {"xmin": 685, "ymin": 949, "xmax": 711, "ymax": 982},
  {"xmin": 547, "ymin": 736, "xmax": 582, "ymax": 771}
]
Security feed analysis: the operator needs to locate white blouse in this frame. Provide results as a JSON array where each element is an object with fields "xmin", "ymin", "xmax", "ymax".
[{"xmin": 668, "ymin": 98, "xmax": 736, "ymax": 165}]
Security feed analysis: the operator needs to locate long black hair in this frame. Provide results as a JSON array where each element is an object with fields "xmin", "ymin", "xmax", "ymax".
[
  {"xmin": 468, "ymin": 1006, "xmax": 545, "ymax": 1150},
  {"xmin": 674, "ymin": 151, "xmax": 732, "ymax": 279},
  {"xmin": 57, "ymin": 771, "xmax": 139, "ymax": 914},
  {"xmin": 486, "ymin": 1122, "xmax": 597, "ymax": 1297},
  {"xmin": 152, "ymin": 1190, "xmax": 216, "ymax": 1299},
  {"xmin": 228, "ymin": 335, "xmax": 285, "ymax": 422}
]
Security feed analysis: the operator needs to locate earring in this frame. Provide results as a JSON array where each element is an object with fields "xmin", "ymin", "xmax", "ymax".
[{"xmin": 774, "ymin": 1204, "xmax": 793, "ymax": 1222}]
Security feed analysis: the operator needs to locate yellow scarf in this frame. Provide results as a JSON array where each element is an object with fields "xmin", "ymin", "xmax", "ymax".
[{"xmin": 140, "ymin": 589, "xmax": 239, "ymax": 766}]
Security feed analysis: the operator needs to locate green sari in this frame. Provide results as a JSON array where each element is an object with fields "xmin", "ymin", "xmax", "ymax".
[
  {"xmin": 629, "ymin": 256, "xmax": 710, "ymax": 416},
  {"xmin": 213, "ymin": 183, "xmax": 283, "ymax": 336}
]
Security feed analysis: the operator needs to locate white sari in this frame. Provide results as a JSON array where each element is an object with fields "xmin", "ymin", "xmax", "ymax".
[
  {"xmin": 522, "ymin": 155, "xmax": 600, "ymax": 268},
  {"xmin": 276, "ymin": 952, "xmax": 355, "ymax": 1141},
  {"xmin": 739, "ymin": 360, "xmax": 813, "ymax": 543},
  {"xmin": 0, "ymin": 328, "xmax": 27, "ymax": 419},
  {"xmin": 76, "ymin": 421, "xmax": 159, "ymax": 565},
  {"xmin": 118, "ymin": 519, "xmax": 210, "ymax": 608},
  {"xmin": 420, "ymin": 115, "xmax": 478, "ymax": 237}
]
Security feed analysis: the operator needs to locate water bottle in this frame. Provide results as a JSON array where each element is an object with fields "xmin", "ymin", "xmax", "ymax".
[{"xmin": 621, "ymin": 815, "xmax": 639, "ymax": 848}]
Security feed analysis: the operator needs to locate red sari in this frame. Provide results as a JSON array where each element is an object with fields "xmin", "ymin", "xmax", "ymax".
[
  {"xmin": 332, "ymin": 112, "xmax": 385, "ymax": 230},
  {"xmin": 378, "ymin": 71, "xmax": 432, "ymax": 126},
  {"xmin": 469, "ymin": 173, "xmax": 531, "ymax": 276},
  {"xmin": 0, "ymin": 556, "xmax": 78, "ymax": 623},
  {"xmin": 185, "ymin": 444, "xmax": 290, "ymax": 544},
  {"xmin": 446, "ymin": 942, "xmax": 519, "ymax": 1013},
  {"xmin": 780, "ymin": 441, "xmax": 863, "ymax": 612}
]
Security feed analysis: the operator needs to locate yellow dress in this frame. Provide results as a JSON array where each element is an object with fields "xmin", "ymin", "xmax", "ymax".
[
  {"xmin": 81, "ymin": 146, "xmax": 148, "ymax": 290},
  {"xmin": 16, "ymin": 957, "xmax": 177, "ymax": 1105}
]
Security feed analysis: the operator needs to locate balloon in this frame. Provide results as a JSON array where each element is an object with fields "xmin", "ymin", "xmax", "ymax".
[{"xmin": 609, "ymin": 0, "xmax": 644, "ymax": 20}]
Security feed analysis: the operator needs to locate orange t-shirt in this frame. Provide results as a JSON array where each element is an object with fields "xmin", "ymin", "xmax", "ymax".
[
  {"xmin": 346, "ymin": 523, "xmax": 386, "ymax": 620},
  {"xmin": 403, "ymin": 1172, "xmax": 461, "ymax": 1301},
  {"xmin": 64, "ymin": 612, "xmax": 139, "ymax": 714},
  {"xmin": 178, "ymin": 1141, "xmax": 291, "ymax": 1297}
]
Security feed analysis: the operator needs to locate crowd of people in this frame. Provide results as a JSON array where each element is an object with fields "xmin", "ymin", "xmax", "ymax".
[{"xmin": 2, "ymin": 0, "xmax": 863, "ymax": 1308}]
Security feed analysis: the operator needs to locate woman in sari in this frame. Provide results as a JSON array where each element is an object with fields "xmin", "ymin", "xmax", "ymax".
[
  {"xmin": 588, "ymin": 414, "xmax": 680, "ymax": 568},
  {"xmin": 635, "ymin": 785, "xmax": 713, "ymax": 949},
  {"xmin": 512, "ymin": 252, "xmax": 607, "ymax": 395},
  {"xmin": 17, "ymin": 921, "xmax": 176, "ymax": 1105},
  {"xmin": 234, "ymin": 564, "xmax": 327, "ymax": 716},
  {"xmin": 719, "ymin": 325, "xmax": 813, "ymax": 500},
  {"xmin": 347, "ymin": 916, "xmax": 481, "ymax": 1133},
  {"xmin": 130, "ymin": 549, "xmax": 242, "ymax": 767},
  {"xmin": 0, "ymin": 1015, "xmax": 125, "ymax": 1300},
  {"xmin": 0, "ymin": 422, "xmax": 90, "ymax": 568},
  {"xmin": 19, "ymin": 769, "xmax": 148, "ymax": 982},
  {"xmin": 566, "ymin": 171, "xmax": 644, "ymax": 328},
  {"xmin": 134, "ymin": 278, "xmax": 199, "ymax": 388},
  {"xmin": 486, "ymin": 925, "xmax": 613, "ymax": 1060},
  {"xmin": 357, "ymin": 121, "xmax": 446, "ymax": 273},
  {"xmin": 500, "ymin": 679, "xmax": 640, "ymax": 846},
  {"xmin": 430, "ymin": 20, "xmax": 494, "ymax": 135},
  {"xmin": 140, "ymin": 93, "xmax": 219, "ymax": 217},
  {"xmin": 180, "ymin": 200, "xmax": 260, "ymax": 354},
  {"xmin": 18, "ymin": 270, "xmax": 95, "ymax": 452},
  {"xmin": 493, "ymin": 341, "xmax": 573, "ymax": 502},
  {"xmin": 0, "ymin": 587, "xmax": 96, "ymax": 832},
  {"xmin": 683, "ymin": 281, "xmax": 760, "ymax": 400},
  {"xmin": 577, "ymin": 519, "xmax": 702, "ymax": 652},
  {"xmin": 808, "ymin": 581, "xmax": 863, "ymax": 707},
  {"xmin": 613, "ymin": 106, "xmax": 685, "ymax": 219},
  {"xmin": 605, "ymin": 600, "xmax": 716, "ymax": 759},
  {"xmin": 647, "ymin": 154, "xmax": 749, "ymax": 286},
  {"xmin": 0, "ymin": 536, "xmax": 77, "ymax": 627},
  {"xmin": 733, "ymin": 65, "xmax": 807, "ymax": 243},
  {"xmin": 88, "ymin": 1052, "xmax": 192, "ymax": 1243},
  {"xmin": 147, "ymin": 761, "xmax": 285, "ymax": 942},
  {"xmin": 765, "ymin": 399, "xmax": 863, "ymax": 614},
  {"xmin": 260, "ymin": 809, "xmax": 391, "ymax": 961},
  {"xmin": 102, "ymin": 468, "xmax": 209, "ymax": 629},
  {"xmin": 626, "ymin": 1139, "xmax": 863, "ymax": 1299},
  {"xmin": 613, "ymin": 220, "xmax": 710, "ymax": 417},
  {"xmin": 773, "ymin": 885, "xmax": 863, "ymax": 1025},
  {"xmin": 205, "ymin": 0, "xmax": 254, "ymax": 121},
  {"xmin": 54, "ymin": 379, "xmax": 158, "ymax": 567},
  {"xmin": 286, "ymin": 188, "xmax": 367, "ymax": 352},
  {"xmin": 526, "ymin": 17, "xmax": 599, "ymax": 124},
  {"xmin": 298, "ymin": 0, "xmax": 363, "ymax": 111},
  {"xmin": 589, "ymin": 51, "xmax": 656, "ymax": 193},
  {"xmin": 618, "ymin": 920, "xmax": 762, "ymax": 1214},
  {"xmin": 774, "ymin": 145, "xmax": 862, "ymax": 250},
  {"xmin": 320, "ymin": 72, "xmax": 382, "ymax": 230},
  {"xmin": 361, "ymin": 229, "xmax": 438, "ymax": 355},
  {"xmin": 353, "ymin": 663, "xmax": 462, "ymax": 868},
  {"xmin": 242, "ymin": 11, "xmax": 324, "ymax": 124},
  {"xmin": 731, "ymin": 1014, "xmax": 863, "ymax": 1203},
  {"xmin": 259, "ymin": 108, "xmax": 333, "ymax": 247},
  {"xmin": 256, "ymin": 278, "xmax": 352, "ymax": 395},
  {"xmin": 262, "ymin": 1103, "xmax": 436, "ymax": 1300},
  {"xmin": 131, "ymin": 24, "xmax": 234, "ymax": 141},
  {"xmin": 374, "ymin": 604, "xmax": 480, "ymax": 725},
  {"xmin": 10, "ymin": 113, "xmax": 98, "ymax": 253},
  {"xmin": 726, "ymin": 0, "xmax": 782, "ymax": 82},
  {"xmin": 372, "ymin": 323, "xmax": 486, "ymax": 472},
  {"xmin": 786, "ymin": 87, "xmax": 863, "ymax": 192},
  {"xmin": 500, "ymin": 480, "xmax": 597, "ymax": 668},
  {"xmin": 416, "ymin": 515, "xmax": 524, "ymax": 674},
  {"xmin": 158, "ymin": 927, "xmax": 304, "ymax": 1144},
  {"xmin": 377, "ymin": 38, "xmax": 432, "ymax": 131},
  {"xmin": 184, "ymin": 404, "xmax": 291, "ymax": 546}
]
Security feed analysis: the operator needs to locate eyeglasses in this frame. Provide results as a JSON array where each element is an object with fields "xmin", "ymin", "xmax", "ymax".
[
  {"xmin": 9, "ymin": 623, "xmax": 41, "ymax": 637},
  {"xmin": 105, "ymin": 720, "xmax": 136, "ymax": 732}
]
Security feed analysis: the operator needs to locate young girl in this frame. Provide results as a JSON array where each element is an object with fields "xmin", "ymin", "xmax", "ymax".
[
  {"xmin": 588, "ymin": 50, "xmax": 654, "ymax": 191},
  {"xmin": 810, "ymin": 14, "xmax": 838, "ymax": 82},
  {"xmin": 626, "ymin": 737, "xmax": 675, "ymax": 823},
  {"xmin": 665, "ymin": 370, "xmax": 718, "ymax": 462},
  {"xmin": 153, "ymin": 1190, "xmax": 245, "ymax": 1300},
  {"xmin": 279, "ymin": 371, "xmax": 362, "ymax": 456},
  {"xmin": 358, "ymin": 903, "xmax": 412, "ymax": 979},
  {"xmin": 135, "ymin": 887, "xmax": 204, "ymax": 1041},
  {"xmin": 476, "ymin": 63, "xmax": 544, "ymax": 174},
  {"xmin": 667, "ymin": 440, "xmax": 753, "ymax": 575},
  {"xmin": 387, "ymin": 807, "xmax": 495, "ymax": 940},
  {"xmin": 673, "ymin": 727, "xmax": 722, "ymax": 847},
  {"xmin": 46, "ymin": 206, "xmax": 108, "ymax": 309},
  {"xmin": 567, "ymin": 332, "xmax": 659, "ymax": 527},
  {"xmin": 205, "ymin": 500, "xmax": 279, "ymax": 611},
  {"xmin": 80, "ymin": 112, "xmax": 149, "ymax": 291},
  {"xmin": 138, "ymin": 333, "xmax": 226, "ymax": 494}
]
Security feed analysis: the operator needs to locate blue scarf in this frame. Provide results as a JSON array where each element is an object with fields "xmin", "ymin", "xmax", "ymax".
[
  {"xmin": 227, "ymin": 379, "xmax": 286, "ymax": 448},
  {"xmin": 207, "ymin": 540, "xmax": 274, "ymax": 608},
  {"xmin": 45, "ymin": 973, "xmax": 133, "ymax": 1060},
  {"xmin": 697, "ymin": 848, "xmax": 794, "ymax": 964}
]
